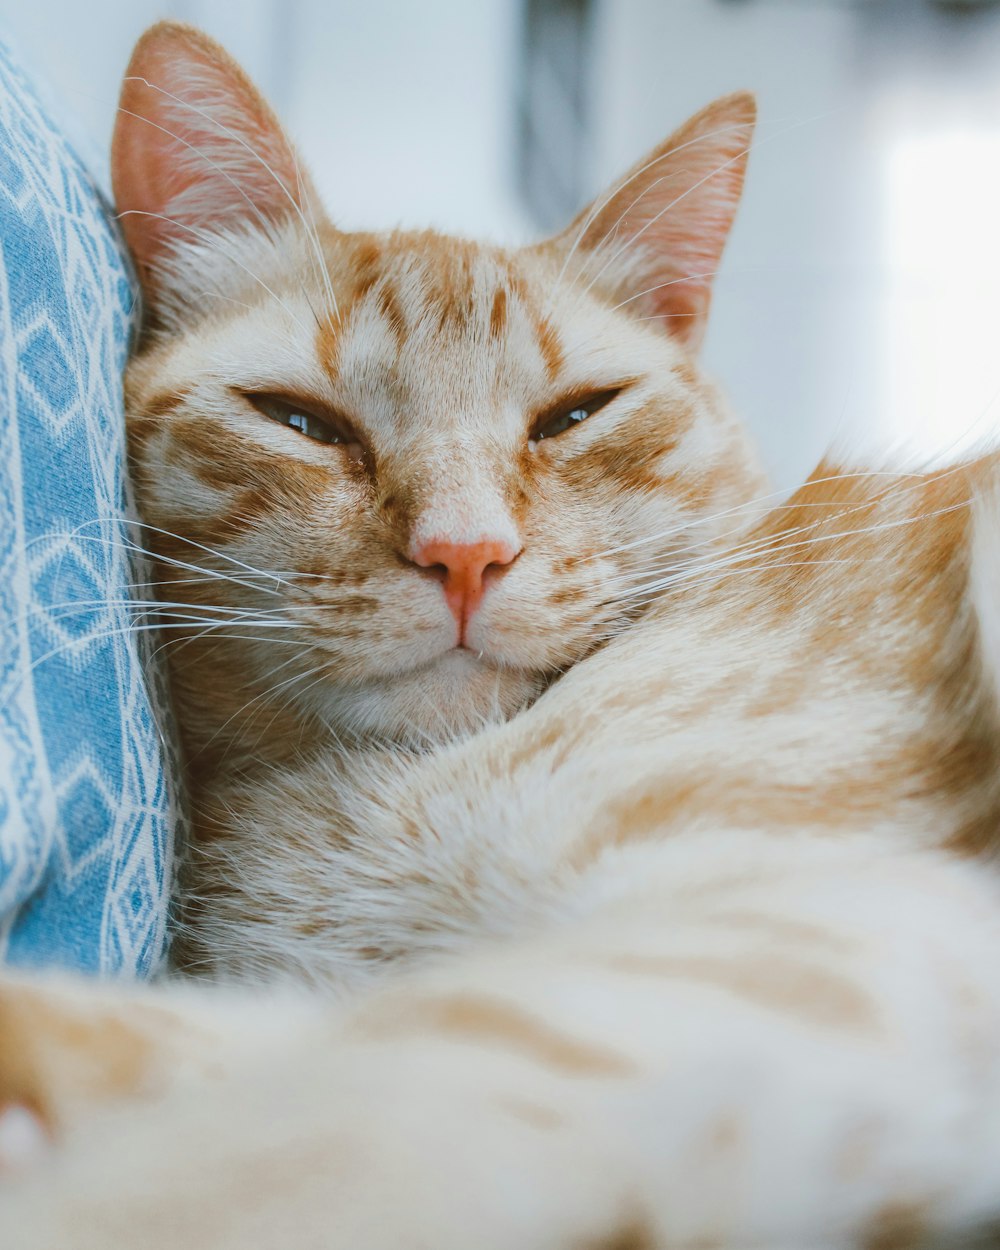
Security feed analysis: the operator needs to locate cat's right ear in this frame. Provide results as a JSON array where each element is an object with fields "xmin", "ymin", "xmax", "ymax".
[{"xmin": 111, "ymin": 21, "xmax": 318, "ymax": 313}]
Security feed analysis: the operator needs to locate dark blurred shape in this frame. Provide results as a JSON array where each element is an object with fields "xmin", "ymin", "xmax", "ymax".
[{"xmin": 516, "ymin": 0, "xmax": 594, "ymax": 231}]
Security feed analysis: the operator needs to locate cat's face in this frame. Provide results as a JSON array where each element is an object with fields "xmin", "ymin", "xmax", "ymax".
[{"xmin": 116, "ymin": 23, "xmax": 763, "ymax": 750}]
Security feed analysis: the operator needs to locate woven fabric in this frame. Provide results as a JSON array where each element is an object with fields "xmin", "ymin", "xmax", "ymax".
[{"xmin": 0, "ymin": 34, "xmax": 179, "ymax": 976}]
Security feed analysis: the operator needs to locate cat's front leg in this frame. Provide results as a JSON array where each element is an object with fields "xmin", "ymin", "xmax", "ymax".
[
  {"xmin": 0, "ymin": 975, "xmax": 195, "ymax": 1141},
  {"xmin": 0, "ymin": 973, "xmax": 319, "ymax": 1172},
  {"xmin": 174, "ymin": 834, "xmax": 1000, "ymax": 1250},
  {"xmin": 9, "ymin": 838, "xmax": 1000, "ymax": 1250}
]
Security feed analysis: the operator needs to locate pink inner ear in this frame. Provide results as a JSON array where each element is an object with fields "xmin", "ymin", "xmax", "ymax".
[
  {"xmin": 626, "ymin": 188, "xmax": 744, "ymax": 343},
  {"xmin": 111, "ymin": 24, "xmax": 308, "ymax": 288},
  {"xmin": 559, "ymin": 93, "xmax": 756, "ymax": 351}
]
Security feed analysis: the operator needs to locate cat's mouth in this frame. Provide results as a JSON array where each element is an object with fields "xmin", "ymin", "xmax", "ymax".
[
  {"xmin": 413, "ymin": 643, "xmax": 543, "ymax": 698},
  {"xmin": 405, "ymin": 622, "xmax": 518, "ymax": 675},
  {"xmin": 297, "ymin": 644, "xmax": 544, "ymax": 745},
  {"xmin": 425, "ymin": 644, "xmax": 506, "ymax": 675},
  {"xmin": 454, "ymin": 641, "xmax": 496, "ymax": 659}
]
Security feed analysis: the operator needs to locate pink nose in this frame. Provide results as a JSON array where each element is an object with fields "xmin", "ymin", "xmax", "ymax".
[{"xmin": 411, "ymin": 537, "xmax": 520, "ymax": 639}]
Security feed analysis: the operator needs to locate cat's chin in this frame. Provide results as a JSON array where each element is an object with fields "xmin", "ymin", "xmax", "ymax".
[{"xmin": 303, "ymin": 648, "xmax": 547, "ymax": 746}]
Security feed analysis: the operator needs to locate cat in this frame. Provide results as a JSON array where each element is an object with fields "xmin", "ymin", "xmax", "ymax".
[
  {"xmin": 111, "ymin": 21, "xmax": 765, "ymax": 979},
  {"xmin": 114, "ymin": 29, "xmax": 762, "ymax": 769},
  {"xmin": 7, "ymin": 20, "xmax": 1000, "ymax": 1250}
]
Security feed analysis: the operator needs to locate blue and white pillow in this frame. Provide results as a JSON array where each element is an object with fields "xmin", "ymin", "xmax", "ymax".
[{"xmin": 0, "ymin": 34, "xmax": 180, "ymax": 976}]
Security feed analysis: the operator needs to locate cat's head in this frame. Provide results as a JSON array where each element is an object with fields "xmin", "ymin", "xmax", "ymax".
[{"xmin": 114, "ymin": 22, "xmax": 764, "ymax": 753}]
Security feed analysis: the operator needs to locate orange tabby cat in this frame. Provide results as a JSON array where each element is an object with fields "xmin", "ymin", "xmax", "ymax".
[
  {"xmin": 111, "ymin": 23, "xmax": 764, "ymax": 976},
  {"xmin": 115, "ymin": 30, "xmax": 761, "ymax": 751},
  {"xmin": 7, "ymin": 22, "xmax": 1000, "ymax": 1250}
]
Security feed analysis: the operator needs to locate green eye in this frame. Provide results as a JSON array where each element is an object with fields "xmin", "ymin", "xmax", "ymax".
[
  {"xmin": 532, "ymin": 388, "xmax": 622, "ymax": 441},
  {"xmin": 246, "ymin": 394, "xmax": 348, "ymax": 445}
]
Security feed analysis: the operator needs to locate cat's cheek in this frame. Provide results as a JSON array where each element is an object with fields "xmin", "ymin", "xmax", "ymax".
[
  {"xmin": 466, "ymin": 558, "xmax": 610, "ymax": 668},
  {"xmin": 466, "ymin": 609, "xmax": 583, "ymax": 673}
]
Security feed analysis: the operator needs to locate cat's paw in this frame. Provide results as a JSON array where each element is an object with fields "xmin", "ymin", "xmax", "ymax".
[
  {"xmin": 0, "ymin": 978, "xmax": 61, "ymax": 1176},
  {"xmin": 0, "ymin": 1103, "xmax": 49, "ymax": 1175},
  {"xmin": 0, "ymin": 974, "xmax": 208, "ymax": 1157}
]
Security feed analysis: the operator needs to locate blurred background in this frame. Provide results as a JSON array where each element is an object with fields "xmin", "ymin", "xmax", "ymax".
[{"xmin": 5, "ymin": 0, "xmax": 1000, "ymax": 488}]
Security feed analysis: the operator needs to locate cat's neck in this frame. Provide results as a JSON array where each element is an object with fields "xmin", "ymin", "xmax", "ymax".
[{"xmin": 167, "ymin": 631, "xmax": 550, "ymax": 813}]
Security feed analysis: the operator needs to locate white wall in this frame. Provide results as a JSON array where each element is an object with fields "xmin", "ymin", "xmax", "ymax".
[
  {"xmin": 5, "ymin": 0, "xmax": 168, "ymax": 176},
  {"xmin": 283, "ymin": 0, "xmax": 530, "ymax": 239},
  {"xmin": 591, "ymin": 0, "xmax": 1000, "ymax": 485}
]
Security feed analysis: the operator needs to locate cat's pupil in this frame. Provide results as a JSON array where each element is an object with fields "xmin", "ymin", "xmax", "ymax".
[
  {"xmin": 287, "ymin": 410, "xmax": 337, "ymax": 443},
  {"xmin": 245, "ymin": 393, "xmax": 357, "ymax": 452},
  {"xmin": 532, "ymin": 389, "xmax": 622, "ymax": 442},
  {"xmin": 537, "ymin": 407, "xmax": 590, "ymax": 441},
  {"xmin": 261, "ymin": 402, "xmax": 341, "ymax": 445}
]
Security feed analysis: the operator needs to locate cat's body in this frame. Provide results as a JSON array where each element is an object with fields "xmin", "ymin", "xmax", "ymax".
[
  {"xmin": 4, "ymin": 21, "xmax": 1000, "ymax": 1250},
  {"xmin": 6, "ymin": 457, "xmax": 1000, "ymax": 1249},
  {"xmin": 178, "ymin": 460, "xmax": 1000, "ymax": 993}
]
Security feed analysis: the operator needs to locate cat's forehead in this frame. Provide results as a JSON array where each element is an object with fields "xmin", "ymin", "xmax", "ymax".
[
  {"xmin": 327, "ymin": 231, "xmax": 563, "ymax": 392},
  {"xmin": 341, "ymin": 231, "xmax": 525, "ymax": 322},
  {"xmin": 307, "ymin": 228, "xmax": 670, "ymax": 427}
]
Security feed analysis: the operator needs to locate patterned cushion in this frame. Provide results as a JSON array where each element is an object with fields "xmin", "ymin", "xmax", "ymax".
[{"xmin": 0, "ymin": 35, "xmax": 180, "ymax": 976}]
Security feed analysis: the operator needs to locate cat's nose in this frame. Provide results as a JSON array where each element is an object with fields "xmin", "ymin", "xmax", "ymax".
[{"xmin": 411, "ymin": 537, "xmax": 520, "ymax": 638}]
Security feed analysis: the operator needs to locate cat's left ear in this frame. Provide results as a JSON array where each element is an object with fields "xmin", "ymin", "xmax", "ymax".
[
  {"xmin": 545, "ymin": 92, "xmax": 756, "ymax": 353},
  {"xmin": 111, "ymin": 21, "xmax": 320, "ymax": 314}
]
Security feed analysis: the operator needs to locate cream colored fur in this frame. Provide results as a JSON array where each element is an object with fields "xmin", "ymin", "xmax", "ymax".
[{"xmin": 5, "ymin": 23, "xmax": 1000, "ymax": 1250}]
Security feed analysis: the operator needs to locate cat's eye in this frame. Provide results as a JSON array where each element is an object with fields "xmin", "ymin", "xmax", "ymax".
[
  {"xmin": 244, "ymin": 393, "xmax": 356, "ymax": 450},
  {"xmin": 531, "ymin": 389, "xmax": 623, "ymax": 442}
]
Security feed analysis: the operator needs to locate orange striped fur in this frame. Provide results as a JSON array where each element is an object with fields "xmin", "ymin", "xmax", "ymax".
[{"xmin": 7, "ymin": 23, "xmax": 1000, "ymax": 1250}]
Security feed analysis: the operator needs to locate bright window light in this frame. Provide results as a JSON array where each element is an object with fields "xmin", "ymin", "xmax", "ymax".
[{"xmin": 880, "ymin": 128, "xmax": 1000, "ymax": 458}]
